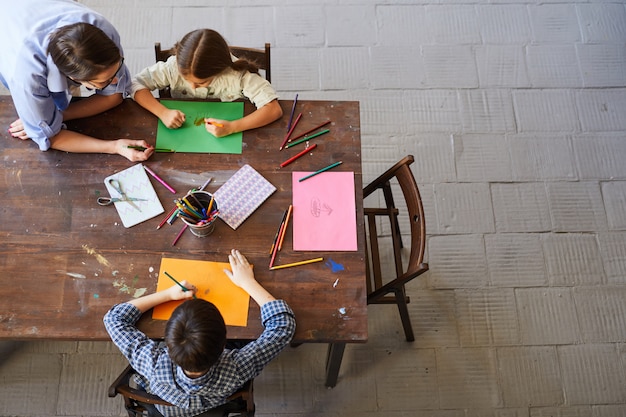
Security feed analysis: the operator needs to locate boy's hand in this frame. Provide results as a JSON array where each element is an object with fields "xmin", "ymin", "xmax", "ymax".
[
  {"xmin": 224, "ymin": 249, "xmax": 255, "ymax": 288},
  {"xmin": 161, "ymin": 109, "xmax": 186, "ymax": 129},
  {"xmin": 168, "ymin": 280, "xmax": 197, "ymax": 300}
]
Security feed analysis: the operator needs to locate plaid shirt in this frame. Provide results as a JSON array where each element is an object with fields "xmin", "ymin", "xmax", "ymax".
[{"xmin": 104, "ymin": 300, "xmax": 295, "ymax": 417}]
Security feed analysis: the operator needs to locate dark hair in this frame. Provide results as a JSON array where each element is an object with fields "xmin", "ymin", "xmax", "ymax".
[
  {"xmin": 175, "ymin": 29, "xmax": 259, "ymax": 79},
  {"xmin": 165, "ymin": 299, "xmax": 227, "ymax": 373},
  {"xmin": 48, "ymin": 22, "xmax": 121, "ymax": 80}
]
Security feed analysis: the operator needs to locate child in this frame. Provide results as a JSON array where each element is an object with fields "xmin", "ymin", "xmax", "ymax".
[
  {"xmin": 104, "ymin": 249, "xmax": 296, "ymax": 417},
  {"xmin": 1, "ymin": 0, "xmax": 154, "ymax": 162},
  {"xmin": 132, "ymin": 29, "xmax": 283, "ymax": 137}
]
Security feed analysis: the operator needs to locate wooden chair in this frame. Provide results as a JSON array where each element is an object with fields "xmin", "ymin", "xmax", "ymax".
[
  {"xmin": 363, "ymin": 155, "xmax": 429, "ymax": 342},
  {"xmin": 154, "ymin": 42, "xmax": 271, "ymax": 98},
  {"xmin": 108, "ymin": 364, "xmax": 255, "ymax": 417}
]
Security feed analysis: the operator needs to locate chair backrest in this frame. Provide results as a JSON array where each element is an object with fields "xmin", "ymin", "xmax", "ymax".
[
  {"xmin": 363, "ymin": 155, "xmax": 428, "ymax": 303},
  {"xmin": 154, "ymin": 42, "xmax": 271, "ymax": 98},
  {"xmin": 109, "ymin": 364, "xmax": 255, "ymax": 417}
]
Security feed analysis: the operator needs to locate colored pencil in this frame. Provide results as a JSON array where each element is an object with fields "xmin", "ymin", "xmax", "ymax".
[
  {"xmin": 286, "ymin": 94, "xmax": 298, "ymax": 132},
  {"xmin": 270, "ymin": 257, "xmax": 324, "ymax": 270},
  {"xmin": 288, "ymin": 120, "xmax": 331, "ymax": 143},
  {"xmin": 279, "ymin": 143, "xmax": 317, "ymax": 168},
  {"xmin": 157, "ymin": 206, "xmax": 178, "ymax": 229},
  {"xmin": 285, "ymin": 129, "xmax": 329, "ymax": 149},
  {"xmin": 127, "ymin": 145, "xmax": 175, "ymax": 153},
  {"xmin": 206, "ymin": 121, "xmax": 224, "ymax": 128},
  {"xmin": 269, "ymin": 208, "xmax": 289, "ymax": 255},
  {"xmin": 198, "ymin": 177, "xmax": 212, "ymax": 191},
  {"xmin": 279, "ymin": 112, "xmax": 302, "ymax": 150},
  {"xmin": 171, "ymin": 224, "xmax": 187, "ymax": 246},
  {"xmin": 269, "ymin": 231, "xmax": 281, "ymax": 268},
  {"xmin": 163, "ymin": 271, "xmax": 196, "ymax": 298},
  {"xmin": 144, "ymin": 165, "xmax": 176, "ymax": 194},
  {"xmin": 298, "ymin": 161, "xmax": 343, "ymax": 182},
  {"xmin": 278, "ymin": 205, "xmax": 293, "ymax": 251}
]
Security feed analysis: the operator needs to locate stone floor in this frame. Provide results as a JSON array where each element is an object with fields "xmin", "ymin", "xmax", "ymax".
[{"xmin": 1, "ymin": 0, "xmax": 625, "ymax": 416}]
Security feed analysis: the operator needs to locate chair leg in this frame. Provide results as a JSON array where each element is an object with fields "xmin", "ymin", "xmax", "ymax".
[{"xmin": 395, "ymin": 288, "xmax": 415, "ymax": 342}]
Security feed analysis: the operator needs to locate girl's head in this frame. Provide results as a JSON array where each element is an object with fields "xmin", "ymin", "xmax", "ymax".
[
  {"xmin": 175, "ymin": 29, "xmax": 259, "ymax": 87},
  {"xmin": 48, "ymin": 23, "xmax": 122, "ymax": 85}
]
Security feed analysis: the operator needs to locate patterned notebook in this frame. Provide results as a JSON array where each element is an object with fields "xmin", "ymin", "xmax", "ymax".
[
  {"xmin": 103, "ymin": 164, "xmax": 164, "ymax": 228},
  {"xmin": 213, "ymin": 164, "xmax": 276, "ymax": 230}
]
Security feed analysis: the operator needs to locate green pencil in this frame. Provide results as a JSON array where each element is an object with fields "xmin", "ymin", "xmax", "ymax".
[
  {"xmin": 285, "ymin": 129, "xmax": 330, "ymax": 149},
  {"xmin": 163, "ymin": 271, "xmax": 197, "ymax": 298},
  {"xmin": 127, "ymin": 145, "xmax": 175, "ymax": 153},
  {"xmin": 299, "ymin": 161, "xmax": 343, "ymax": 182}
]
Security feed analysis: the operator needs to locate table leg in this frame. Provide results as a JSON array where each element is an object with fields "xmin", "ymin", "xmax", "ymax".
[{"xmin": 325, "ymin": 342, "xmax": 346, "ymax": 388}]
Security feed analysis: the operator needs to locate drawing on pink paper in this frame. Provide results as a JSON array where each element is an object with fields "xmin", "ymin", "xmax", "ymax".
[{"xmin": 292, "ymin": 171, "xmax": 357, "ymax": 251}]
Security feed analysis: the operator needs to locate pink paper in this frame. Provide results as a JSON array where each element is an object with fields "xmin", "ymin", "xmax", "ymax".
[{"xmin": 292, "ymin": 171, "xmax": 357, "ymax": 251}]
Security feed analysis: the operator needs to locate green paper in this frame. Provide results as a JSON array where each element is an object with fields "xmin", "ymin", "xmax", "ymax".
[{"xmin": 156, "ymin": 100, "xmax": 244, "ymax": 154}]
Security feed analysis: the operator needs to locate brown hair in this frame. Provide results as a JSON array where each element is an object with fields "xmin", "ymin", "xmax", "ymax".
[
  {"xmin": 175, "ymin": 29, "xmax": 259, "ymax": 79},
  {"xmin": 164, "ymin": 299, "xmax": 227, "ymax": 373},
  {"xmin": 48, "ymin": 22, "xmax": 121, "ymax": 81}
]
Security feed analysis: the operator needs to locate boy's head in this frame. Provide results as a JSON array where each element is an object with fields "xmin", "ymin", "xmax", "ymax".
[{"xmin": 165, "ymin": 299, "xmax": 226, "ymax": 373}]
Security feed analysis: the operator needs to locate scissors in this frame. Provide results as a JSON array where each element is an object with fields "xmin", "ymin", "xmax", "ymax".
[{"xmin": 97, "ymin": 178, "xmax": 147, "ymax": 212}]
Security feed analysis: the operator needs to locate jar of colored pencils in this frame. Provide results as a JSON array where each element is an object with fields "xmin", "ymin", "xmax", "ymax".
[{"xmin": 178, "ymin": 191, "xmax": 219, "ymax": 237}]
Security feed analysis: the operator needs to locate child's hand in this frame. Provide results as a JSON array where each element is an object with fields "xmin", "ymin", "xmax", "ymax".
[
  {"xmin": 204, "ymin": 118, "xmax": 231, "ymax": 137},
  {"xmin": 161, "ymin": 109, "xmax": 186, "ymax": 129},
  {"xmin": 168, "ymin": 280, "xmax": 197, "ymax": 300},
  {"xmin": 224, "ymin": 249, "xmax": 256, "ymax": 288}
]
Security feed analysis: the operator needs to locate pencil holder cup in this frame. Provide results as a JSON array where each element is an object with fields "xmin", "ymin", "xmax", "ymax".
[{"xmin": 179, "ymin": 191, "xmax": 219, "ymax": 238}]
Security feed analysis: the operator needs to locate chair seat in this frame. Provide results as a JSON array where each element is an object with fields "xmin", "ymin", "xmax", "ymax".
[{"xmin": 109, "ymin": 364, "xmax": 255, "ymax": 417}]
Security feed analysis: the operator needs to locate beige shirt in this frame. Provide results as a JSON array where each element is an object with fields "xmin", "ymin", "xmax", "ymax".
[{"xmin": 131, "ymin": 55, "xmax": 278, "ymax": 109}]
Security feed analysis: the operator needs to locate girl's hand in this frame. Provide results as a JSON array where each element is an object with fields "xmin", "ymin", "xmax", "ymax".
[
  {"xmin": 204, "ymin": 118, "xmax": 232, "ymax": 137},
  {"xmin": 116, "ymin": 139, "xmax": 154, "ymax": 161},
  {"xmin": 8, "ymin": 118, "xmax": 29, "ymax": 140},
  {"xmin": 168, "ymin": 280, "xmax": 197, "ymax": 300},
  {"xmin": 161, "ymin": 109, "xmax": 186, "ymax": 129}
]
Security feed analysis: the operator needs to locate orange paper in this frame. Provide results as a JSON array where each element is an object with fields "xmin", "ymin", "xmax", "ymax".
[{"xmin": 152, "ymin": 258, "xmax": 250, "ymax": 326}]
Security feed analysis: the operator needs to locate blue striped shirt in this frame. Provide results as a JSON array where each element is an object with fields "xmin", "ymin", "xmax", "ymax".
[{"xmin": 104, "ymin": 300, "xmax": 295, "ymax": 417}]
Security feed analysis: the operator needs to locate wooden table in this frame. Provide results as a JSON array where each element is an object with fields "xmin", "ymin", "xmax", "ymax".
[{"xmin": 0, "ymin": 96, "xmax": 365, "ymax": 387}]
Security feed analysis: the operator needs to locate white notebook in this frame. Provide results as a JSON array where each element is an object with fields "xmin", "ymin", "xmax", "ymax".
[{"xmin": 103, "ymin": 164, "xmax": 164, "ymax": 228}]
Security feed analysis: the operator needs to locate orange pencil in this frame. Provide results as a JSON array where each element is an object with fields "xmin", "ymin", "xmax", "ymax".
[
  {"xmin": 206, "ymin": 121, "xmax": 224, "ymax": 128},
  {"xmin": 278, "ymin": 205, "xmax": 293, "ymax": 251}
]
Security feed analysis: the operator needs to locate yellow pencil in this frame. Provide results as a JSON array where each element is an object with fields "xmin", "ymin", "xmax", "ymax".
[{"xmin": 270, "ymin": 257, "xmax": 324, "ymax": 270}]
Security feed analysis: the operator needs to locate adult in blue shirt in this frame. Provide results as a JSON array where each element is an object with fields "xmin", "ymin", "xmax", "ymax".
[{"xmin": 0, "ymin": 0, "xmax": 154, "ymax": 161}]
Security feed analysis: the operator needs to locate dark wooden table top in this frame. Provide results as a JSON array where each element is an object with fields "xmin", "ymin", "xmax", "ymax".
[{"xmin": 0, "ymin": 96, "xmax": 366, "ymax": 344}]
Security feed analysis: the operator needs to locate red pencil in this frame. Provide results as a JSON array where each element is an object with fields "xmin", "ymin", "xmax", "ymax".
[
  {"xmin": 171, "ymin": 224, "xmax": 188, "ymax": 246},
  {"xmin": 157, "ymin": 206, "xmax": 178, "ymax": 229},
  {"xmin": 288, "ymin": 120, "xmax": 331, "ymax": 143},
  {"xmin": 279, "ymin": 113, "xmax": 302, "ymax": 150},
  {"xmin": 279, "ymin": 143, "xmax": 317, "ymax": 168}
]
